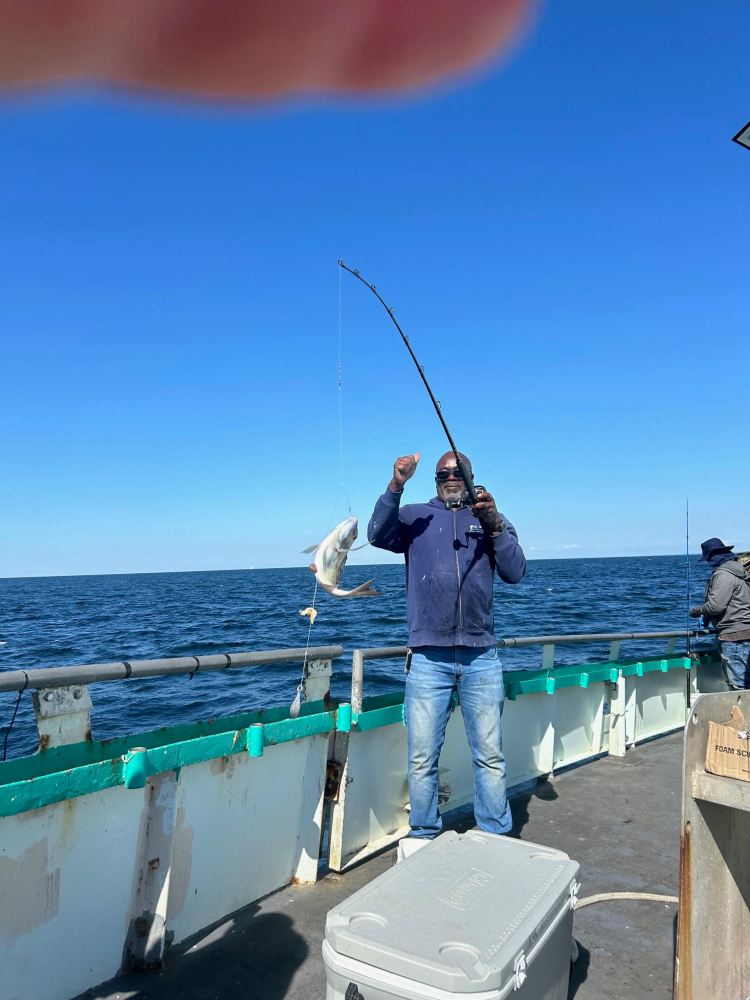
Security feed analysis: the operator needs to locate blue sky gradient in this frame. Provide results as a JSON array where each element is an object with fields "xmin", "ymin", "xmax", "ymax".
[{"xmin": 2, "ymin": 0, "xmax": 749, "ymax": 576}]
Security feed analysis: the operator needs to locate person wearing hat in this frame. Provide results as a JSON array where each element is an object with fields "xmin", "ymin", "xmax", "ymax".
[{"xmin": 689, "ymin": 538, "xmax": 750, "ymax": 690}]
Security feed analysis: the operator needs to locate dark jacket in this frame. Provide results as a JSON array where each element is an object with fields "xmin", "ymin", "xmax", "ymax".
[
  {"xmin": 367, "ymin": 489, "xmax": 526, "ymax": 647},
  {"xmin": 696, "ymin": 559, "xmax": 750, "ymax": 639}
]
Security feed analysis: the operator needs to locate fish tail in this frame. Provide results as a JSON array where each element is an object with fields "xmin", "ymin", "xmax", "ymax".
[{"xmin": 332, "ymin": 579, "xmax": 379, "ymax": 598}]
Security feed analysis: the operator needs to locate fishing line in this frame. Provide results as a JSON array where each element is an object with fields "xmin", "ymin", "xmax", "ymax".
[
  {"xmin": 338, "ymin": 259, "xmax": 477, "ymax": 504},
  {"xmin": 321, "ymin": 265, "xmax": 353, "ymax": 535},
  {"xmin": 686, "ymin": 498, "xmax": 691, "ymax": 659},
  {"xmin": 290, "ymin": 576, "xmax": 319, "ymax": 719},
  {"xmin": 336, "ymin": 263, "xmax": 352, "ymax": 516},
  {"xmin": 2, "ymin": 672, "xmax": 28, "ymax": 762},
  {"xmin": 685, "ymin": 498, "xmax": 693, "ymax": 709},
  {"xmin": 292, "ymin": 266, "xmax": 352, "ymax": 718}
]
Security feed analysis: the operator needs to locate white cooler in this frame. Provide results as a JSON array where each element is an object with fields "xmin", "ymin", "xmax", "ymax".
[{"xmin": 323, "ymin": 831, "xmax": 580, "ymax": 1000}]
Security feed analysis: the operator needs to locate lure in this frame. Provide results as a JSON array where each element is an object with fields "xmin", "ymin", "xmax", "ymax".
[{"xmin": 289, "ymin": 684, "xmax": 304, "ymax": 720}]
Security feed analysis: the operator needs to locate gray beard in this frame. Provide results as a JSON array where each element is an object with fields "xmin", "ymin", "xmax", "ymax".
[{"xmin": 440, "ymin": 488, "xmax": 468, "ymax": 509}]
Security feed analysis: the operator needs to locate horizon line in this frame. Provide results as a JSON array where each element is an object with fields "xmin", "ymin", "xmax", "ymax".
[{"xmin": 0, "ymin": 551, "xmax": 695, "ymax": 582}]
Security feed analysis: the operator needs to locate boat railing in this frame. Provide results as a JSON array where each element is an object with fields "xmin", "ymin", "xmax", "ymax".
[
  {"xmin": 0, "ymin": 630, "xmax": 724, "ymax": 1000},
  {"xmin": 0, "ymin": 631, "xmax": 717, "ymax": 699},
  {"xmin": 350, "ymin": 629, "xmax": 715, "ymax": 712},
  {"xmin": 0, "ymin": 645, "xmax": 346, "ymax": 693}
]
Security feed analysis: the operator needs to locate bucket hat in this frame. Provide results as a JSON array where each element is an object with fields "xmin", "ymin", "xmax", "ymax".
[{"xmin": 699, "ymin": 537, "xmax": 734, "ymax": 561}]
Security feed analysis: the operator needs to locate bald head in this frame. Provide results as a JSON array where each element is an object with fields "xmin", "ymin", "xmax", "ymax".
[{"xmin": 435, "ymin": 451, "xmax": 472, "ymax": 477}]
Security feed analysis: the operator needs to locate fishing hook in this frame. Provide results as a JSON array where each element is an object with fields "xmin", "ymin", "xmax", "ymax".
[{"xmin": 338, "ymin": 260, "xmax": 477, "ymax": 503}]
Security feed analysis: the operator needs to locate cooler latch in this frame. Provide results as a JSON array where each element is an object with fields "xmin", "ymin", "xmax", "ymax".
[
  {"xmin": 513, "ymin": 952, "xmax": 527, "ymax": 990},
  {"xmin": 345, "ymin": 982, "xmax": 364, "ymax": 1000},
  {"xmin": 569, "ymin": 879, "xmax": 581, "ymax": 909}
]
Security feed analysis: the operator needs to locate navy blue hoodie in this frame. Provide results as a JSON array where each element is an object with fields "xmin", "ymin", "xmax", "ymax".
[{"xmin": 368, "ymin": 489, "xmax": 526, "ymax": 647}]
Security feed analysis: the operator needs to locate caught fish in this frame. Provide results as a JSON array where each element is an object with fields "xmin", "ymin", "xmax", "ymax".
[
  {"xmin": 303, "ymin": 516, "xmax": 379, "ymax": 598},
  {"xmin": 299, "ymin": 607, "xmax": 318, "ymax": 624}
]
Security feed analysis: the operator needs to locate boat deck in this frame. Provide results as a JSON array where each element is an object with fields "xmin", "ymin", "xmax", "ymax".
[{"xmin": 88, "ymin": 732, "xmax": 683, "ymax": 1000}]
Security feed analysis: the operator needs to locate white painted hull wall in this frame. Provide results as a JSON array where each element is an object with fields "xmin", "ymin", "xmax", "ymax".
[
  {"xmin": 330, "ymin": 665, "xmax": 691, "ymax": 869},
  {"xmin": 1, "ymin": 785, "xmax": 142, "ymax": 1000},
  {"xmin": 0, "ymin": 652, "xmax": 701, "ymax": 1000},
  {"xmin": 1, "ymin": 735, "xmax": 329, "ymax": 1000}
]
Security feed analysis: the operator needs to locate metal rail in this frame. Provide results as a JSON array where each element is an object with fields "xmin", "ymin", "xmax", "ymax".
[
  {"xmin": 0, "ymin": 630, "xmax": 717, "ymax": 702},
  {"xmin": 495, "ymin": 630, "xmax": 713, "ymax": 647},
  {"xmin": 0, "ymin": 646, "xmax": 345, "ymax": 694},
  {"xmin": 350, "ymin": 630, "xmax": 715, "ymax": 713}
]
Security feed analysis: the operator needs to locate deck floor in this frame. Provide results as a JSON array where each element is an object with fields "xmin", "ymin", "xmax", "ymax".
[{"xmin": 88, "ymin": 732, "xmax": 683, "ymax": 1000}]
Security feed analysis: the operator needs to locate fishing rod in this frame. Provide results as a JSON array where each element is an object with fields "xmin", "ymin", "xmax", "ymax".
[
  {"xmin": 686, "ymin": 498, "xmax": 691, "ymax": 660},
  {"xmin": 338, "ymin": 260, "xmax": 477, "ymax": 504},
  {"xmin": 685, "ymin": 498, "xmax": 692, "ymax": 709}
]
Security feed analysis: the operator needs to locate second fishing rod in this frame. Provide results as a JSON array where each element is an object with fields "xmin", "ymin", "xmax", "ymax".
[{"xmin": 338, "ymin": 260, "xmax": 477, "ymax": 505}]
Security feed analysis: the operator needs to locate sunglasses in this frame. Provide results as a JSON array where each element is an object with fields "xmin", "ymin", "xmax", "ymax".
[{"xmin": 435, "ymin": 468, "xmax": 469, "ymax": 482}]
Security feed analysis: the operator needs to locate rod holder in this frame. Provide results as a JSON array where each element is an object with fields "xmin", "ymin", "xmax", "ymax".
[
  {"xmin": 248, "ymin": 723, "xmax": 264, "ymax": 758},
  {"xmin": 337, "ymin": 703, "xmax": 352, "ymax": 733},
  {"xmin": 123, "ymin": 747, "xmax": 149, "ymax": 789}
]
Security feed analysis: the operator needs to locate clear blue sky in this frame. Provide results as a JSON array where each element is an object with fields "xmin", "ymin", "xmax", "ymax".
[{"xmin": 2, "ymin": 0, "xmax": 748, "ymax": 577}]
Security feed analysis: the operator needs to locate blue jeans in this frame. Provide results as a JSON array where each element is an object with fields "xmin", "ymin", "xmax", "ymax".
[
  {"xmin": 404, "ymin": 645, "xmax": 512, "ymax": 838},
  {"xmin": 720, "ymin": 641, "xmax": 750, "ymax": 690}
]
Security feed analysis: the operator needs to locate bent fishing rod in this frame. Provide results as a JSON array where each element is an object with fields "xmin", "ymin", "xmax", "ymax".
[{"xmin": 338, "ymin": 259, "xmax": 477, "ymax": 504}]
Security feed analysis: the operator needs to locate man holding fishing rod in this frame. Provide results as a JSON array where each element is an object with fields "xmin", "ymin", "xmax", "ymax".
[
  {"xmin": 368, "ymin": 451, "xmax": 526, "ymax": 839},
  {"xmin": 690, "ymin": 538, "xmax": 750, "ymax": 690}
]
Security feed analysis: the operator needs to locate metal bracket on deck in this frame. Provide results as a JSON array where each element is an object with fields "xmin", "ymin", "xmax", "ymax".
[
  {"xmin": 607, "ymin": 676, "xmax": 629, "ymax": 757},
  {"xmin": 32, "ymin": 685, "xmax": 93, "ymax": 749},
  {"xmin": 124, "ymin": 771, "xmax": 179, "ymax": 972}
]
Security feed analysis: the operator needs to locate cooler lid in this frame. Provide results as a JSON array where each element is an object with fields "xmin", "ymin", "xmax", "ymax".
[{"xmin": 325, "ymin": 831, "xmax": 580, "ymax": 995}]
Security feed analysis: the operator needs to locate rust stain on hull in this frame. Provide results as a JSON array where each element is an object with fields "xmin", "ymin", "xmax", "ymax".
[
  {"xmin": 0, "ymin": 838, "xmax": 61, "ymax": 942},
  {"xmin": 674, "ymin": 819, "xmax": 691, "ymax": 999}
]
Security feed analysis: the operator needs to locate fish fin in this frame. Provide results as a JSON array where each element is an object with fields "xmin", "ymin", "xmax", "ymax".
[
  {"xmin": 301, "ymin": 544, "xmax": 318, "ymax": 554},
  {"xmin": 309, "ymin": 563, "xmax": 317, "ymax": 573},
  {"xmin": 331, "ymin": 579, "xmax": 379, "ymax": 598}
]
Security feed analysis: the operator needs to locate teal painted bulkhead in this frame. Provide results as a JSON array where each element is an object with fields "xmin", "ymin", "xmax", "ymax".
[{"xmin": 0, "ymin": 651, "xmax": 716, "ymax": 818}]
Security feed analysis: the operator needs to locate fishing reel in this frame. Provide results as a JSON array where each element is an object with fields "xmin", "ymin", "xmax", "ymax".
[{"xmin": 443, "ymin": 484, "xmax": 485, "ymax": 511}]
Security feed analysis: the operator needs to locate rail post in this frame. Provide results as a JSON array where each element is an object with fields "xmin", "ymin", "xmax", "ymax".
[{"xmin": 352, "ymin": 649, "xmax": 365, "ymax": 715}]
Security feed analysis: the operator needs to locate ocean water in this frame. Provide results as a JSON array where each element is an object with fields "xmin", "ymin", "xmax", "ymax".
[{"xmin": 0, "ymin": 556, "xmax": 710, "ymax": 760}]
